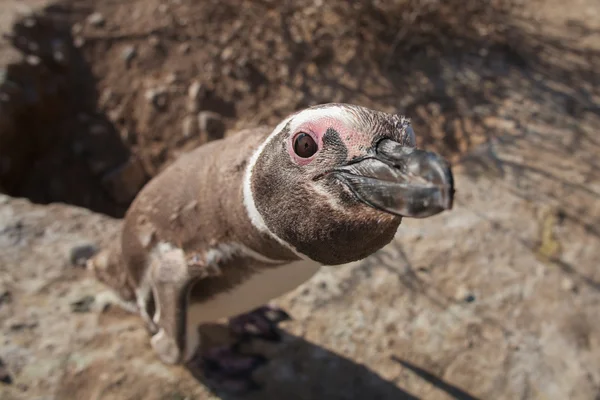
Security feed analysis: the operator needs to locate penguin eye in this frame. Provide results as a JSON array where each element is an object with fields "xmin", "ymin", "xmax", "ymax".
[{"xmin": 293, "ymin": 132, "xmax": 318, "ymax": 158}]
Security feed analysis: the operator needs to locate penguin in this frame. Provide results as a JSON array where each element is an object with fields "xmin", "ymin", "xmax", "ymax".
[{"xmin": 88, "ymin": 103, "xmax": 454, "ymax": 389}]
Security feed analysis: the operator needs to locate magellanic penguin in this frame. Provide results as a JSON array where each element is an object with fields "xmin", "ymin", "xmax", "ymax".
[{"xmin": 88, "ymin": 103, "xmax": 454, "ymax": 389}]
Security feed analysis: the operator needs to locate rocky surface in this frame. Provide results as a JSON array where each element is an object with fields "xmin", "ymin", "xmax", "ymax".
[
  {"xmin": 1, "ymin": 0, "xmax": 599, "ymax": 399},
  {"xmin": 1, "ymin": 111, "xmax": 600, "ymax": 399}
]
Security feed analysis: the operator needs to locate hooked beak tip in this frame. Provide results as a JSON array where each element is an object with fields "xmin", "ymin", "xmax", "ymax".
[{"xmin": 333, "ymin": 140, "xmax": 455, "ymax": 218}]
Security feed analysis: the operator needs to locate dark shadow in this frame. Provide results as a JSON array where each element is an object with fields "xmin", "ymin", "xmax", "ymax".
[
  {"xmin": 0, "ymin": 6, "xmax": 142, "ymax": 217},
  {"xmin": 185, "ymin": 327, "xmax": 421, "ymax": 400},
  {"xmin": 391, "ymin": 356, "xmax": 481, "ymax": 400}
]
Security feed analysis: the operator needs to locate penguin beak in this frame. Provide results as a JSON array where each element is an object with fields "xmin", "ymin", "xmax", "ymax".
[{"xmin": 332, "ymin": 139, "xmax": 454, "ymax": 218}]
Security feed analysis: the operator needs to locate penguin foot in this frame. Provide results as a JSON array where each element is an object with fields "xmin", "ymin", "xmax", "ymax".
[
  {"xmin": 196, "ymin": 345, "xmax": 267, "ymax": 394},
  {"xmin": 228, "ymin": 305, "xmax": 291, "ymax": 342}
]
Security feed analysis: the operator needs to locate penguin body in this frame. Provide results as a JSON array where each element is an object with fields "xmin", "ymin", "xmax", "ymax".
[{"xmin": 89, "ymin": 103, "xmax": 454, "ymax": 372}]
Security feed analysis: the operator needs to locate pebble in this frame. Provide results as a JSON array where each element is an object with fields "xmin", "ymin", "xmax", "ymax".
[
  {"xmin": 71, "ymin": 295, "xmax": 95, "ymax": 313},
  {"xmin": 455, "ymin": 285, "xmax": 476, "ymax": 303},
  {"xmin": 74, "ymin": 37, "xmax": 85, "ymax": 48},
  {"xmin": 70, "ymin": 243, "xmax": 99, "ymax": 267},
  {"xmin": 23, "ymin": 18, "xmax": 36, "ymax": 28},
  {"xmin": 121, "ymin": 45, "xmax": 137, "ymax": 64},
  {"xmin": 220, "ymin": 47, "xmax": 234, "ymax": 61},
  {"xmin": 561, "ymin": 277, "xmax": 576, "ymax": 292},
  {"xmin": 0, "ymin": 289, "xmax": 11, "ymax": 306},
  {"xmin": 182, "ymin": 114, "xmax": 198, "ymax": 138},
  {"xmin": 179, "ymin": 43, "xmax": 191, "ymax": 54},
  {"xmin": 165, "ymin": 73, "xmax": 178, "ymax": 85},
  {"xmin": 0, "ymin": 357, "xmax": 12, "ymax": 385},
  {"xmin": 89, "ymin": 124, "xmax": 108, "ymax": 136},
  {"xmin": 87, "ymin": 12, "xmax": 105, "ymax": 27},
  {"xmin": 71, "ymin": 23, "xmax": 83, "ymax": 35},
  {"xmin": 145, "ymin": 88, "xmax": 168, "ymax": 110},
  {"xmin": 187, "ymin": 81, "xmax": 204, "ymax": 112},
  {"xmin": 25, "ymin": 55, "xmax": 40, "ymax": 66},
  {"xmin": 148, "ymin": 35, "xmax": 161, "ymax": 48}
]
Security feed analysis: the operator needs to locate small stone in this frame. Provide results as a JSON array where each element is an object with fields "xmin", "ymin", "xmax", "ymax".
[
  {"xmin": 561, "ymin": 277, "xmax": 576, "ymax": 292},
  {"xmin": 71, "ymin": 296, "xmax": 95, "ymax": 313},
  {"xmin": 198, "ymin": 111, "xmax": 225, "ymax": 140},
  {"xmin": 53, "ymin": 50, "xmax": 66, "ymax": 65},
  {"xmin": 9, "ymin": 321, "xmax": 37, "ymax": 331},
  {"xmin": 187, "ymin": 81, "xmax": 204, "ymax": 112},
  {"xmin": 145, "ymin": 88, "xmax": 168, "ymax": 110},
  {"xmin": 179, "ymin": 43, "xmax": 191, "ymax": 54},
  {"xmin": 27, "ymin": 42, "xmax": 39, "ymax": 53},
  {"xmin": 89, "ymin": 124, "xmax": 108, "ymax": 136},
  {"xmin": 72, "ymin": 23, "xmax": 83, "ymax": 34},
  {"xmin": 70, "ymin": 243, "xmax": 99, "ymax": 267},
  {"xmin": 148, "ymin": 35, "xmax": 160, "ymax": 48},
  {"xmin": 87, "ymin": 12, "xmax": 105, "ymax": 27},
  {"xmin": 74, "ymin": 37, "xmax": 85, "ymax": 48},
  {"xmin": 0, "ymin": 289, "xmax": 11, "ymax": 306},
  {"xmin": 23, "ymin": 18, "xmax": 36, "ymax": 28},
  {"xmin": 182, "ymin": 115, "xmax": 198, "ymax": 138},
  {"xmin": 25, "ymin": 55, "xmax": 40, "ymax": 66},
  {"xmin": 165, "ymin": 73, "xmax": 178, "ymax": 85},
  {"xmin": 121, "ymin": 46, "xmax": 137, "ymax": 63},
  {"xmin": 220, "ymin": 47, "xmax": 234, "ymax": 61},
  {"xmin": 455, "ymin": 285, "xmax": 475, "ymax": 303},
  {"xmin": 0, "ymin": 357, "xmax": 12, "ymax": 385},
  {"xmin": 120, "ymin": 128, "xmax": 135, "ymax": 144}
]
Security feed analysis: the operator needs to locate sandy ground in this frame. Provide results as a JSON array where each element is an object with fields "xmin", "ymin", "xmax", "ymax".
[{"xmin": 1, "ymin": 0, "xmax": 600, "ymax": 399}]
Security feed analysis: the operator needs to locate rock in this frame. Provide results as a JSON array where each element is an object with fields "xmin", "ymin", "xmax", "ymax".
[
  {"xmin": 454, "ymin": 285, "xmax": 475, "ymax": 303},
  {"xmin": 145, "ymin": 87, "xmax": 168, "ymax": 110},
  {"xmin": 165, "ymin": 73, "xmax": 178, "ymax": 85},
  {"xmin": 70, "ymin": 243, "xmax": 99, "ymax": 267},
  {"xmin": 89, "ymin": 123, "xmax": 109, "ymax": 136},
  {"xmin": 0, "ymin": 289, "xmax": 11, "ymax": 306},
  {"xmin": 9, "ymin": 321, "xmax": 37, "ymax": 331},
  {"xmin": 198, "ymin": 111, "xmax": 225, "ymax": 140},
  {"xmin": 0, "ymin": 357, "xmax": 11, "ymax": 385},
  {"xmin": 148, "ymin": 35, "xmax": 160, "ymax": 48},
  {"xmin": 71, "ymin": 23, "xmax": 83, "ymax": 35},
  {"xmin": 121, "ymin": 45, "xmax": 137, "ymax": 64},
  {"xmin": 182, "ymin": 115, "xmax": 198, "ymax": 138},
  {"xmin": 25, "ymin": 55, "xmax": 40, "ymax": 66},
  {"xmin": 74, "ymin": 37, "xmax": 85, "ymax": 48},
  {"xmin": 179, "ymin": 43, "xmax": 191, "ymax": 54},
  {"xmin": 220, "ymin": 46, "xmax": 234, "ymax": 61},
  {"xmin": 70, "ymin": 295, "xmax": 95, "ymax": 313},
  {"xmin": 561, "ymin": 277, "xmax": 576, "ymax": 292},
  {"xmin": 101, "ymin": 156, "xmax": 147, "ymax": 204},
  {"xmin": 187, "ymin": 81, "xmax": 204, "ymax": 112},
  {"xmin": 87, "ymin": 12, "xmax": 105, "ymax": 27}
]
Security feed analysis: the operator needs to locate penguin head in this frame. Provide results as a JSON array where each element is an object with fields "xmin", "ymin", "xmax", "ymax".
[{"xmin": 245, "ymin": 103, "xmax": 454, "ymax": 265}]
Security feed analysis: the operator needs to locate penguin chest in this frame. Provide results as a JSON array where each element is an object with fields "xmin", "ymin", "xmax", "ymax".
[{"xmin": 187, "ymin": 259, "xmax": 321, "ymax": 324}]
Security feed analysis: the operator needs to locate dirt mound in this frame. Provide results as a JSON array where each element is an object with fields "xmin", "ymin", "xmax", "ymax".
[{"xmin": 0, "ymin": 0, "xmax": 529, "ymax": 217}]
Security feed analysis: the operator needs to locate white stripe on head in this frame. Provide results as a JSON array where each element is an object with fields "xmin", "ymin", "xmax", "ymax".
[
  {"xmin": 242, "ymin": 104, "xmax": 354, "ymax": 260},
  {"xmin": 286, "ymin": 105, "xmax": 355, "ymax": 134}
]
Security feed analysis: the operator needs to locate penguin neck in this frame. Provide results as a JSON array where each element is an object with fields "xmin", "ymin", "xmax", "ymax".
[{"xmin": 214, "ymin": 127, "xmax": 302, "ymax": 264}]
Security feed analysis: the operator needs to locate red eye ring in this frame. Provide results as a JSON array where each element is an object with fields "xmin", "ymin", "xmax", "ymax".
[{"xmin": 293, "ymin": 132, "xmax": 318, "ymax": 158}]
